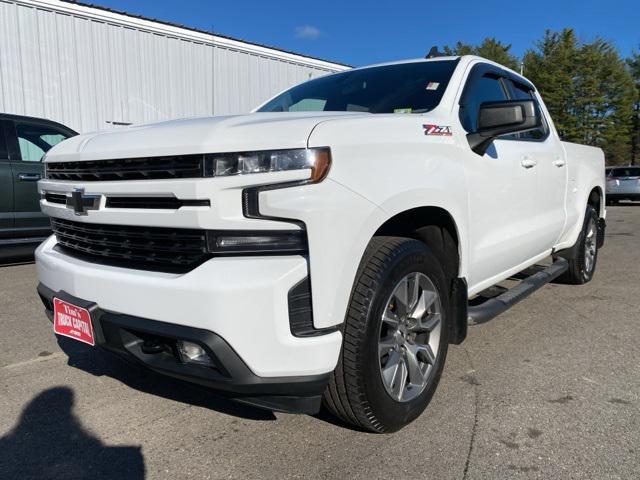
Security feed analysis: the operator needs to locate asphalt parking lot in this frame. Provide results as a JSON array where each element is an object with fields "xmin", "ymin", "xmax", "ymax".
[{"xmin": 1, "ymin": 205, "xmax": 639, "ymax": 480}]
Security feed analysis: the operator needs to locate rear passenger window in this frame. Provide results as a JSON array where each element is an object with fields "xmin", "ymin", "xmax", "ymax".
[
  {"xmin": 15, "ymin": 123, "xmax": 69, "ymax": 162},
  {"xmin": 507, "ymin": 81, "xmax": 547, "ymax": 141},
  {"xmin": 610, "ymin": 167, "xmax": 640, "ymax": 177},
  {"xmin": 459, "ymin": 74, "xmax": 508, "ymax": 132}
]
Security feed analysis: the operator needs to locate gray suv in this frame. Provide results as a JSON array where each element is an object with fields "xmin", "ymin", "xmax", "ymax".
[
  {"xmin": 606, "ymin": 166, "xmax": 640, "ymax": 204},
  {"xmin": 1, "ymin": 114, "xmax": 76, "ymax": 248}
]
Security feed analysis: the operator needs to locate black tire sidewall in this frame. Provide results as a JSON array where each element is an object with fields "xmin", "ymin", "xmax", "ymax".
[{"xmin": 359, "ymin": 241, "xmax": 450, "ymax": 432}]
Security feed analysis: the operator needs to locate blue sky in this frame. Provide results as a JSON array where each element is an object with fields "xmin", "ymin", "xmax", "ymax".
[{"xmin": 98, "ymin": 0, "xmax": 638, "ymax": 66}]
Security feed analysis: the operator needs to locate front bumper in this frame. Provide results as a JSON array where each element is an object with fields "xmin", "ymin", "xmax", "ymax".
[
  {"xmin": 36, "ymin": 236, "xmax": 342, "ymax": 412},
  {"xmin": 38, "ymin": 284, "xmax": 328, "ymax": 413}
]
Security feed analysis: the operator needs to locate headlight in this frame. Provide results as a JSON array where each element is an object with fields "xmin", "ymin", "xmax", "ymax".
[{"xmin": 204, "ymin": 147, "xmax": 331, "ymax": 183}]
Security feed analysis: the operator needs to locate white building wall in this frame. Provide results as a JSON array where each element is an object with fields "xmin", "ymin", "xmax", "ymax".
[{"xmin": 0, "ymin": 0, "xmax": 349, "ymax": 133}]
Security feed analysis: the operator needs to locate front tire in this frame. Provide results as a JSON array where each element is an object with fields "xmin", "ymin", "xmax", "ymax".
[
  {"xmin": 555, "ymin": 205, "xmax": 599, "ymax": 284},
  {"xmin": 323, "ymin": 236, "xmax": 450, "ymax": 433}
]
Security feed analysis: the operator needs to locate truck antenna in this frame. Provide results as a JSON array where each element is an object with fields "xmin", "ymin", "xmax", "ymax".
[{"xmin": 426, "ymin": 46, "xmax": 443, "ymax": 59}]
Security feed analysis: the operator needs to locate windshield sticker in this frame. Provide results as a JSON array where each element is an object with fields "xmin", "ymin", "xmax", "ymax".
[
  {"xmin": 423, "ymin": 124, "xmax": 452, "ymax": 136},
  {"xmin": 426, "ymin": 82, "xmax": 440, "ymax": 90},
  {"xmin": 394, "ymin": 108, "xmax": 412, "ymax": 114}
]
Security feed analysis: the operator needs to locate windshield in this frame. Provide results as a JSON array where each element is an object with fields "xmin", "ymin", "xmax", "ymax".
[{"xmin": 258, "ymin": 60, "xmax": 458, "ymax": 114}]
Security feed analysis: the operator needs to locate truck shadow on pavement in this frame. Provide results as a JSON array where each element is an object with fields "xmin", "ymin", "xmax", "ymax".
[
  {"xmin": 55, "ymin": 337, "xmax": 277, "ymax": 422},
  {"xmin": 0, "ymin": 386, "xmax": 145, "ymax": 479}
]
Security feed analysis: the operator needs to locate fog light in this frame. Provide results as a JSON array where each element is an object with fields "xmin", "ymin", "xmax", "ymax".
[{"xmin": 177, "ymin": 340, "xmax": 213, "ymax": 366}]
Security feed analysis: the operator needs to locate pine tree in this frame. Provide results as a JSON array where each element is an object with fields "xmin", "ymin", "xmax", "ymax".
[
  {"xmin": 443, "ymin": 38, "xmax": 519, "ymax": 71},
  {"xmin": 443, "ymin": 41, "xmax": 475, "ymax": 57},
  {"xmin": 475, "ymin": 38, "xmax": 520, "ymax": 71},
  {"xmin": 523, "ymin": 29, "xmax": 634, "ymax": 165},
  {"xmin": 522, "ymin": 30, "xmax": 580, "ymax": 141}
]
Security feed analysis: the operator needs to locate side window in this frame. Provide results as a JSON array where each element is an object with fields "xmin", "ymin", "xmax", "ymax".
[
  {"xmin": 507, "ymin": 80, "xmax": 547, "ymax": 141},
  {"xmin": 15, "ymin": 122, "xmax": 69, "ymax": 162},
  {"xmin": 460, "ymin": 73, "xmax": 508, "ymax": 132}
]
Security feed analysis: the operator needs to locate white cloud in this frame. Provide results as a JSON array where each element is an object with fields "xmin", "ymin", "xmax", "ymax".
[{"xmin": 295, "ymin": 25, "xmax": 321, "ymax": 40}]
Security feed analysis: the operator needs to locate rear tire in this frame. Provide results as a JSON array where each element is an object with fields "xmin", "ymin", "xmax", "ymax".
[
  {"xmin": 555, "ymin": 205, "xmax": 599, "ymax": 285},
  {"xmin": 323, "ymin": 236, "xmax": 450, "ymax": 433}
]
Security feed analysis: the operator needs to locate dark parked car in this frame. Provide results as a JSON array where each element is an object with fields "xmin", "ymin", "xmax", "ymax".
[{"xmin": 1, "ymin": 114, "xmax": 77, "ymax": 249}]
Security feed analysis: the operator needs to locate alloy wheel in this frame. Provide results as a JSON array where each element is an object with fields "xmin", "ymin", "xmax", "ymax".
[
  {"xmin": 584, "ymin": 216, "xmax": 597, "ymax": 274},
  {"xmin": 378, "ymin": 272, "xmax": 442, "ymax": 402}
]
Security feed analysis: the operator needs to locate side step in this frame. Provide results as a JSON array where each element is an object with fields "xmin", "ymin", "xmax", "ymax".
[{"xmin": 468, "ymin": 258, "xmax": 568, "ymax": 325}]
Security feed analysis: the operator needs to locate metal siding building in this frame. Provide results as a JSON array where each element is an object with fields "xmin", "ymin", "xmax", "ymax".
[{"xmin": 0, "ymin": 0, "xmax": 349, "ymax": 133}]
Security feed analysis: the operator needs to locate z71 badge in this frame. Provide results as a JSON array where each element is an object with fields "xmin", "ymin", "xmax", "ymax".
[{"xmin": 423, "ymin": 124, "xmax": 452, "ymax": 136}]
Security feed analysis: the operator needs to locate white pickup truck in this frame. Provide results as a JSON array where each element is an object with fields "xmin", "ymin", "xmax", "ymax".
[{"xmin": 36, "ymin": 54, "xmax": 605, "ymax": 432}]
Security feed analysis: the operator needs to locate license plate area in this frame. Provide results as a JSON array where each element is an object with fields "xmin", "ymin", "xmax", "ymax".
[{"xmin": 53, "ymin": 297, "xmax": 95, "ymax": 346}]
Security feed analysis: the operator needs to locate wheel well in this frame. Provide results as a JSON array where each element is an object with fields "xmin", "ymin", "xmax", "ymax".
[
  {"xmin": 373, "ymin": 207, "xmax": 466, "ymax": 345},
  {"xmin": 588, "ymin": 187, "xmax": 603, "ymax": 216},
  {"xmin": 374, "ymin": 207, "xmax": 460, "ymax": 280}
]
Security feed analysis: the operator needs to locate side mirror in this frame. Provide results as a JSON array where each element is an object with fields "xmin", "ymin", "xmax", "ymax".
[{"xmin": 467, "ymin": 99, "xmax": 542, "ymax": 155}]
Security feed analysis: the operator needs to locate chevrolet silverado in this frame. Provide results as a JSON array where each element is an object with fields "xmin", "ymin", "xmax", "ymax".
[{"xmin": 35, "ymin": 54, "xmax": 606, "ymax": 432}]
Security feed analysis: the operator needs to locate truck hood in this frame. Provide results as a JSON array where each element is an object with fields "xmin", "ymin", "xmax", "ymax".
[{"xmin": 45, "ymin": 112, "xmax": 367, "ymax": 162}]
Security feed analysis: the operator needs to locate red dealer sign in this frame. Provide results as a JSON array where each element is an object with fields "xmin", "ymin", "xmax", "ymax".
[{"xmin": 53, "ymin": 298, "xmax": 95, "ymax": 346}]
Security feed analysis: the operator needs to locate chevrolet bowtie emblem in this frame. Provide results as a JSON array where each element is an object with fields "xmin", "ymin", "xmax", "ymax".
[{"xmin": 66, "ymin": 189, "xmax": 100, "ymax": 215}]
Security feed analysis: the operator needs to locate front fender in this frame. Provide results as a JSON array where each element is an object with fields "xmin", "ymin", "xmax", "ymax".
[
  {"xmin": 376, "ymin": 188, "xmax": 469, "ymax": 279},
  {"xmin": 261, "ymin": 181, "xmax": 468, "ymax": 331},
  {"xmin": 260, "ymin": 179, "xmax": 387, "ymax": 329}
]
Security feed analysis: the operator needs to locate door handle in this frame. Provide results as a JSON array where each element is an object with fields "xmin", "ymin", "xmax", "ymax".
[
  {"xmin": 18, "ymin": 173, "xmax": 41, "ymax": 182},
  {"xmin": 521, "ymin": 157, "xmax": 537, "ymax": 169},
  {"xmin": 553, "ymin": 158, "xmax": 566, "ymax": 168}
]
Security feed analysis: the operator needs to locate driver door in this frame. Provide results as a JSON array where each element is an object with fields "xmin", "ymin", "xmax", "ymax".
[
  {"xmin": 7, "ymin": 119, "xmax": 73, "ymax": 237},
  {"xmin": 0, "ymin": 121, "xmax": 13, "ymax": 239},
  {"xmin": 459, "ymin": 66, "xmax": 541, "ymax": 290}
]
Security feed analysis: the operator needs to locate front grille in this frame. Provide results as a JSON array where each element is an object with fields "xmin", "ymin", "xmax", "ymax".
[
  {"xmin": 46, "ymin": 155, "xmax": 205, "ymax": 181},
  {"xmin": 44, "ymin": 192, "xmax": 67, "ymax": 204},
  {"xmin": 105, "ymin": 197, "xmax": 210, "ymax": 209},
  {"xmin": 43, "ymin": 193, "xmax": 210, "ymax": 209},
  {"xmin": 51, "ymin": 218, "xmax": 209, "ymax": 273}
]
